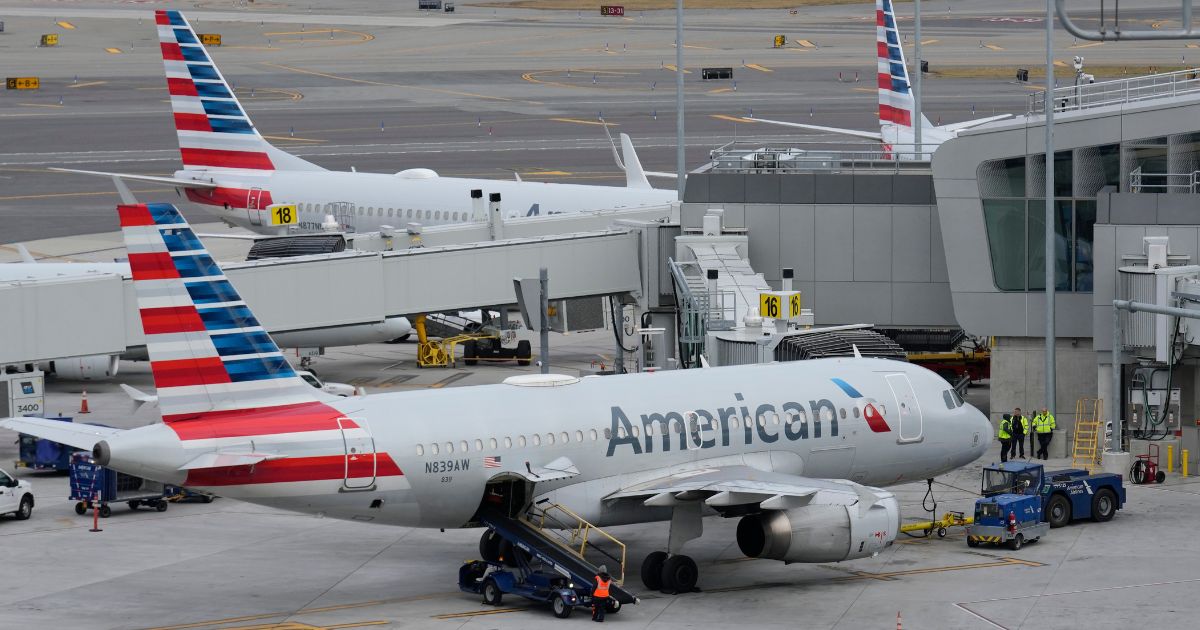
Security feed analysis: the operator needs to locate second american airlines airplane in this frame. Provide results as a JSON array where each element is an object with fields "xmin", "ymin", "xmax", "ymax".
[
  {"xmin": 2, "ymin": 202, "xmax": 991, "ymax": 597},
  {"xmin": 58, "ymin": 10, "xmax": 676, "ymax": 235}
]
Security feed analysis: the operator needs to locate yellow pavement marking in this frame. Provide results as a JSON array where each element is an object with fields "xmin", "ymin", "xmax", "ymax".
[
  {"xmin": 706, "ymin": 557, "xmax": 1044, "ymax": 594},
  {"xmin": 521, "ymin": 69, "xmax": 642, "ymax": 92},
  {"xmin": 105, "ymin": 47, "xmax": 122, "ymax": 54},
  {"xmin": 663, "ymin": 64, "xmax": 691, "ymax": 74},
  {"xmin": 431, "ymin": 607, "xmax": 527, "ymax": 620},
  {"xmin": 68, "ymin": 80, "xmax": 108, "ymax": 88},
  {"xmin": 852, "ymin": 86, "xmax": 875, "ymax": 93},
  {"xmin": 144, "ymin": 594, "xmax": 454, "ymax": 630},
  {"xmin": 261, "ymin": 62, "xmax": 542, "ymax": 105},
  {"xmin": 19, "ymin": 103, "xmax": 64, "ymax": 108},
  {"xmin": 1189, "ymin": 44, "xmax": 1200, "ymax": 49},
  {"xmin": 0, "ymin": 187, "xmax": 169, "ymax": 202},
  {"xmin": 797, "ymin": 39, "xmax": 817, "ymax": 48},
  {"xmin": 708, "ymin": 87, "xmax": 733, "ymax": 94},
  {"xmin": 1054, "ymin": 60, "xmax": 1069, "ymax": 67},
  {"xmin": 711, "ymin": 114, "xmax": 754, "ymax": 123},
  {"xmin": 1070, "ymin": 41, "xmax": 1103, "ymax": 49},
  {"xmin": 983, "ymin": 44, "xmax": 1004, "ymax": 51},
  {"xmin": 550, "ymin": 117, "xmax": 616, "ymax": 126},
  {"xmin": 261, "ymin": 135, "xmax": 326, "ymax": 143},
  {"xmin": 906, "ymin": 38, "xmax": 939, "ymax": 46},
  {"xmin": 1021, "ymin": 84, "xmax": 1045, "ymax": 91},
  {"xmin": 57, "ymin": 21, "xmax": 76, "ymax": 30},
  {"xmin": 521, "ymin": 170, "xmax": 573, "ymax": 176},
  {"xmin": 744, "ymin": 63, "xmax": 773, "ymax": 73}
]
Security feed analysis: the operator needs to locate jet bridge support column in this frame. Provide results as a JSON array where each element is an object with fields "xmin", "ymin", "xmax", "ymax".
[{"xmin": 488, "ymin": 193, "xmax": 504, "ymax": 241}]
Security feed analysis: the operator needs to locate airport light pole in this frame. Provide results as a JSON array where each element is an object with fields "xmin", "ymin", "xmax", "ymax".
[
  {"xmin": 913, "ymin": 0, "xmax": 922, "ymax": 158},
  {"xmin": 1045, "ymin": 0, "xmax": 1057, "ymax": 424},
  {"xmin": 675, "ymin": 0, "xmax": 686, "ymax": 199}
]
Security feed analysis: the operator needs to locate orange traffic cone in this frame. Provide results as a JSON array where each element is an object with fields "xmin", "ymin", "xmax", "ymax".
[
  {"xmin": 897, "ymin": 612, "xmax": 902, "ymax": 630},
  {"xmin": 78, "ymin": 390, "xmax": 91, "ymax": 414}
]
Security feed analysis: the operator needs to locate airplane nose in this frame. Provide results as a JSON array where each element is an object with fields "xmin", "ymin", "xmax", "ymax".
[{"xmin": 974, "ymin": 407, "xmax": 993, "ymax": 452}]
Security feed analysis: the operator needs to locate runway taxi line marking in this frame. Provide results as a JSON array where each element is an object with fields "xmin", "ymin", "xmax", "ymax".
[
  {"xmin": 708, "ymin": 87, "xmax": 733, "ymax": 94},
  {"xmin": 983, "ymin": 44, "xmax": 1004, "ymax": 51},
  {"xmin": 906, "ymin": 38, "xmax": 939, "ymax": 46},
  {"xmin": 550, "ymin": 117, "xmax": 617, "ymax": 126},
  {"xmin": 663, "ymin": 64, "xmax": 691, "ymax": 74},
  {"xmin": 1189, "ymin": 43, "xmax": 1200, "ymax": 49},
  {"xmin": 431, "ymin": 607, "xmax": 527, "ymax": 620},
  {"xmin": 261, "ymin": 62, "xmax": 542, "ymax": 106},
  {"xmin": 852, "ymin": 86, "xmax": 875, "ymax": 93},
  {"xmin": 19, "ymin": 103, "xmax": 65, "ymax": 108},
  {"xmin": 796, "ymin": 39, "xmax": 817, "ymax": 48},
  {"xmin": 711, "ymin": 114, "xmax": 754, "ymax": 123},
  {"xmin": 521, "ymin": 170, "xmax": 573, "ymax": 176},
  {"xmin": 705, "ymin": 557, "xmax": 1043, "ymax": 593},
  {"xmin": 261, "ymin": 134, "xmax": 326, "ymax": 143},
  {"xmin": 105, "ymin": 47, "xmax": 123, "ymax": 54},
  {"xmin": 144, "ymin": 594, "xmax": 454, "ymax": 630},
  {"xmin": 744, "ymin": 63, "xmax": 773, "ymax": 73},
  {"xmin": 0, "ymin": 187, "xmax": 169, "ymax": 202},
  {"xmin": 68, "ymin": 80, "xmax": 108, "ymax": 88},
  {"xmin": 1070, "ymin": 41, "xmax": 1104, "ymax": 49},
  {"xmin": 57, "ymin": 20, "xmax": 76, "ymax": 30}
]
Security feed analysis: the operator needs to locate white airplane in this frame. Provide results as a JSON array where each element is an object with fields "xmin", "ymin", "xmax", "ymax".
[
  {"xmin": 746, "ymin": 0, "xmax": 1010, "ymax": 159},
  {"xmin": 0, "ymin": 255, "xmax": 411, "ymax": 379},
  {"xmin": 2, "ymin": 201, "xmax": 991, "ymax": 598},
  {"xmin": 53, "ymin": 10, "xmax": 676, "ymax": 236}
]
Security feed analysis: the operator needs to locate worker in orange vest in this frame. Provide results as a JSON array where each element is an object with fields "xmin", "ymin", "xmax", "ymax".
[{"xmin": 591, "ymin": 569, "xmax": 612, "ymax": 622}]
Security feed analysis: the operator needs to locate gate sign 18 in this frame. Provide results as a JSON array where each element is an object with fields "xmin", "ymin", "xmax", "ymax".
[{"xmin": 601, "ymin": 5, "xmax": 625, "ymax": 16}]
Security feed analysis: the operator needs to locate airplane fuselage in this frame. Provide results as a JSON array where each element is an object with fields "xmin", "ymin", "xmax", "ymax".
[
  {"xmin": 118, "ymin": 358, "xmax": 989, "ymax": 530},
  {"xmin": 180, "ymin": 169, "xmax": 678, "ymax": 234}
]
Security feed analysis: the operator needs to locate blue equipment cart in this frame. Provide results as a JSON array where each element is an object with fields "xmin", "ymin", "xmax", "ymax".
[
  {"xmin": 15, "ymin": 416, "xmax": 74, "ymax": 471},
  {"xmin": 69, "ymin": 451, "xmax": 171, "ymax": 517}
]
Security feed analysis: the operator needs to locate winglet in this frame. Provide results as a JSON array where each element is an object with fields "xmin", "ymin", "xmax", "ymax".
[
  {"xmin": 619, "ymin": 133, "xmax": 652, "ymax": 190},
  {"xmin": 852, "ymin": 344, "xmax": 863, "ymax": 359},
  {"xmin": 15, "ymin": 244, "xmax": 36, "ymax": 264}
]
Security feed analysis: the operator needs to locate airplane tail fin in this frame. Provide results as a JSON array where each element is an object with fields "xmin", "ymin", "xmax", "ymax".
[
  {"xmin": 118, "ymin": 202, "xmax": 322, "ymax": 422},
  {"xmin": 155, "ymin": 10, "xmax": 323, "ymax": 173},
  {"xmin": 876, "ymin": 0, "xmax": 919, "ymax": 130},
  {"xmin": 619, "ymin": 133, "xmax": 652, "ymax": 190}
]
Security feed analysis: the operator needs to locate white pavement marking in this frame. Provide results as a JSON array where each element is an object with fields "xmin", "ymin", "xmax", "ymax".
[{"xmin": 0, "ymin": 7, "xmax": 494, "ymax": 27}]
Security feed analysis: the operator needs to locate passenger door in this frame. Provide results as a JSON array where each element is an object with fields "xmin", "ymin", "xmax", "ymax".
[
  {"xmin": 885, "ymin": 373, "xmax": 924, "ymax": 443},
  {"xmin": 338, "ymin": 418, "xmax": 376, "ymax": 490},
  {"xmin": 246, "ymin": 188, "xmax": 264, "ymax": 226}
]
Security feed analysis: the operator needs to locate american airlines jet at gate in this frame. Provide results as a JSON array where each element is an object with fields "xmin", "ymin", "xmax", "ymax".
[
  {"xmin": 747, "ymin": 0, "xmax": 1010, "ymax": 159},
  {"xmin": 2, "ymin": 203, "xmax": 991, "ymax": 595},
  {"xmin": 57, "ymin": 10, "xmax": 676, "ymax": 235}
]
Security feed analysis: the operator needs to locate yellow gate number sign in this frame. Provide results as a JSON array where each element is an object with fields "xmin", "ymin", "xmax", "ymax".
[
  {"xmin": 773, "ymin": 35, "xmax": 786, "ymax": 48},
  {"xmin": 759, "ymin": 291, "xmax": 801, "ymax": 319},
  {"xmin": 199, "ymin": 33, "xmax": 222, "ymax": 46},
  {"xmin": 6, "ymin": 77, "xmax": 40, "ymax": 90},
  {"xmin": 268, "ymin": 204, "xmax": 298, "ymax": 226},
  {"xmin": 40, "ymin": 34, "xmax": 59, "ymax": 46}
]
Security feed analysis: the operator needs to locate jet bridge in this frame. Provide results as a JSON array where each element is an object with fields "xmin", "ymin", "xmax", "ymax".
[{"xmin": 0, "ymin": 229, "xmax": 644, "ymax": 365}]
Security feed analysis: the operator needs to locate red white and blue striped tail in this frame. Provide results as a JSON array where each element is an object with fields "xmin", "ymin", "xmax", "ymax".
[
  {"xmin": 156, "ymin": 10, "xmax": 322, "ymax": 173},
  {"xmin": 118, "ymin": 202, "xmax": 321, "ymax": 422},
  {"xmin": 876, "ymin": 0, "xmax": 928, "ymax": 130}
]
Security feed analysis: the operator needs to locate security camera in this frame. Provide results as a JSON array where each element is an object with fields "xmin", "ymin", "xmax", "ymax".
[{"xmin": 1073, "ymin": 56, "xmax": 1084, "ymax": 71}]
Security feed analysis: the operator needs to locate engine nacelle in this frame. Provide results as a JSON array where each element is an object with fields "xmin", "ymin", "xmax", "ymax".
[
  {"xmin": 736, "ymin": 494, "xmax": 900, "ymax": 563},
  {"xmin": 42, "ymin": 354, "xmax": 120, "ymax": 380}
]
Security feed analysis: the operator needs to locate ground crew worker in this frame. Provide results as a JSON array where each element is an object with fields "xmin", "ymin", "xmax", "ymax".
[
  {"xmin": 1012, "ymin": 407, "xmax": 1028, "ymax": 459},
  {"xmin": 592, "ymin": 569, "xmax": 612, "ymax": 622},
  {"xmin": 1034, "ymin": 407, "xmax": 1056, "ymax": 459},
  {"xmin": 998, "ymin": 413, "xmax": 1014, "ymax": 462}
]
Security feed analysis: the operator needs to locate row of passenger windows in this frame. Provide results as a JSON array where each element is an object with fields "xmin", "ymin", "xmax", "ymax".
[
  {"xmin": 413, "ymin": 406, "xmax": 878, "ymax": 456},
  {"xmin": 297, "ymin": 203, "xmax": 471, "ymax": 223}
]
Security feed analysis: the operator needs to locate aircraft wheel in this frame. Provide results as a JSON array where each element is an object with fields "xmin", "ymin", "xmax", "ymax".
[
  {"xmin": 482, "ymin": 579, "xmax": 503, "ymax": 606},
  {"xmin": 552, "ymin": 594, "xmax": 573, "ymax": 618},
  {"xmin": 660, "ymin": 554, "xmax": 698, "ymax": 594},
  {"xmin": 1091, "ymin": 488, "xmax": 1117, "ymax": 522},
  {"xmin": 1047, "ymin": 494, "xmax": 1072, "ymax": 528},
  {"xmin": 641, "ymin": 551, "xmax": 667, "ymax": 590}
]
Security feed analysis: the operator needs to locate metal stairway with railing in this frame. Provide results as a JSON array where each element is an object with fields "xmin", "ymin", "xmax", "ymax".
[
  {"xmin": 1072, "ymin": 398, "xmax": 1104, "ymax": 472},
  {"xmin": 477, "ymin": 503, "xmax": 637, "ymax": 605}
]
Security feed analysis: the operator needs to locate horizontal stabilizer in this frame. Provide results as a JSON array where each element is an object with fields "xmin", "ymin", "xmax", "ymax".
[
  {"xmin": 179, "ymin": 451, "xmax": 286, "ymax": 470},
  {"xmin": 744, "ymin": 118, "xmax": 884, "ymax": 141},
  {"xmin": 120, "ymin": 383, "xmax": 158, "ymax": 413},
  {"xmin": 937, "ymin": 114, "xmax": 1012, "ymax": 133},
  {"xmin": 50, "ymin": 168, "xmax": 217, "ymax": 189},
  {"xmin": 0, "ymin": 417, "xmax": 123, "ymax": 451},
  {"xmin": 644, "ymin": 171, "xmax": 679, "ymax": 179}
]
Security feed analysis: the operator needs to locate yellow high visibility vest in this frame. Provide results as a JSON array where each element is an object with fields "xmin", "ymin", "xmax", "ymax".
[{"xmin": 998, "ymin": 418, "xmax": 1012, "ymax": 439}]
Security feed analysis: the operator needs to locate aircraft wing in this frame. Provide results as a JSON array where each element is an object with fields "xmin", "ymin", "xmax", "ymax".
[
  {"xmin": 0, "ymin": 417, "xmax": 124, "ymax": 451},
  {"xmin": 606, "ymin": 464, "xmax": 884, "ymax": 514},
  {"xmin": 744, "ymin": 118, "xmax": 884, "ymax": 141},
  {"xmin": 937, "ymin": 114, "xmax": 1012, "ymax": 133},
  {"xmin": 49, "ymin": 167, "xmax": 218, "ymax": 189}
]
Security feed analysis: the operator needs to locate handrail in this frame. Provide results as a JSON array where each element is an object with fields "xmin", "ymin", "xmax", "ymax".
[
  {"xmin": 706, "ymin": 140, "xmax": 932, "ymax": 174},
  {"xmin": 1127, "ymin": 168, "xmax": 1200, "ymax": 193},
  {"xmin": 527, "ymin": 502, "xmax": 627, "ymax": 584},
  {"xmin": 1029, "ymin": 67, "xmax": 1200, "ymax": 114}
]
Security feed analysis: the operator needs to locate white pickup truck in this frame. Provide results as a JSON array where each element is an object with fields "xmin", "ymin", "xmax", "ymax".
[{"xmin": 0, "ymin": 467, "xmax": 34, "ymax": 521}]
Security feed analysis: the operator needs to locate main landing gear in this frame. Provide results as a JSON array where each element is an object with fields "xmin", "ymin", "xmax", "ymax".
[{"xmin": 640, "ymin": 551, "xmax": 699, "ymax": 593}]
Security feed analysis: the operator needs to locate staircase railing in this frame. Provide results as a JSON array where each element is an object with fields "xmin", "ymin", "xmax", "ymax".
[
  {"xmin": 1072, "ymin": 397, "xmax": 1104, "ymax": 472},
  {"xmin": 525, "ymin": 501, "xmax": 627, "ymax": 584}
]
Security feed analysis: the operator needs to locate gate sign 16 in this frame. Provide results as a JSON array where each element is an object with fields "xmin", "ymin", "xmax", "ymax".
[
  {"xmin": 759, "ymin": 291, "xmax": 802, "ymax": 320},
  {"xmin": 601, "ymin": 5, "xmax": 625, "ymax": 16}
]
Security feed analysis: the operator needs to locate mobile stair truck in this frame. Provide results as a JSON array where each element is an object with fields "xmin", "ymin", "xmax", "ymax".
[
  {"xmin": 967, "ymin": 461, "xmax": 1126, "ymax": 549},
  {"xmin": 459, "ymin": 502, "xmax": 637, "ymax": 619}
]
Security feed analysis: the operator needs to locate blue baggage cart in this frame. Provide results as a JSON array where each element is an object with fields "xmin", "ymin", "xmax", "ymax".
[
  {"xmin": 69, "ymin": 451, "xmax": 170, "ymax": 517},
  {"xmin": 15, "ymin": 416, "xmax": 74, "ymax": 472}
]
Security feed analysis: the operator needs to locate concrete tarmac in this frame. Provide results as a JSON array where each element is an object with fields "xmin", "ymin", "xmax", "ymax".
[
  {"xmin": 1, "ymin": 0, "xmax": 1190, "ymax": 242},
  {"xmin": 2, "ymin": 331, "xmax": 1199, "ymax": 629}
]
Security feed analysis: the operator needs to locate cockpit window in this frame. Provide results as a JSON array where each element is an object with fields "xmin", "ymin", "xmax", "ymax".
[
  {"xmin": 943, "ymin": 390, "xmax": 955, "ymax": 410},
  {"xmin": 943, "ymin": 389, "xmax": 965, "ymax": 409},
  {"xmin": 950, "ymin": 389, "xmax": 965, "ymax": 407}
]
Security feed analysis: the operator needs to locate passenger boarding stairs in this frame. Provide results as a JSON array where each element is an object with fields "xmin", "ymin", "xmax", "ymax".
[{"xmin": 478, "ymin": 503, "xmax": 637, "ymax": 605}]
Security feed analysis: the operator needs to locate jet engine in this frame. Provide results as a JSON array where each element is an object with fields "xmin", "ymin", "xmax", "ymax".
[
  {"xmin": 42, "ymin": 354, "xmax": 120, "ymax": 380},
  {"xmin": 736, "ymin": 495, "xmax": 900, "ymax": 563}
]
